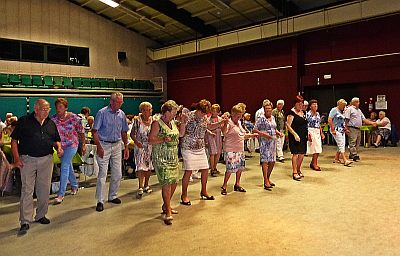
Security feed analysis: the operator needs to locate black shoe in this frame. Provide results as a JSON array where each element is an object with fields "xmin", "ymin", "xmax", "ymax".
[
  {"xmin": 221, "ymin": 186, "xmax": 227, "ymax": 195},
  {"xmin": 108, "ymin": 198, "xmax": 121, "ymax": 204},
  {"xmin": 353, "ymin": 155, "xmax": 360, "ymax": 161},
  {"xmin": 233, "ymin": 185, "xmax": 246, "ymax": 192},
  {"xmin": 200, "ymin": 192, "xmax": 215, "ymax": 200},
  {"xmin": 264, "ymin": 184, "xmax": 273, "ymax": 191},
  {"xmin": 96, "ymin": 202, "xmax": 104, "ymax": 212},
  {"xmin": 180, "ymin": 195, "xmax": 191, "ymax": 206},
  {"xmin": 17, "ymin": 224, "xmax": 29, "ymax": 236},
  {"xmin": 36, "ymin": 216, "xmax": 50, "ymax": 224}
]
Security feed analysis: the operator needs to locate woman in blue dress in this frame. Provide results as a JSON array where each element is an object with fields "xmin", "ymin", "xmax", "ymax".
[{"xmin": 253, "ymin": 100, "xmax": 284, "ymax": 190}]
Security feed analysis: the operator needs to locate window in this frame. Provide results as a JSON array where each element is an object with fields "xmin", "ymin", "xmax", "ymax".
[
  {"xmin": 21, "ymin": 43, "xmax": 44, "ymax": 61},
  {"xmin": 69, "ymin": 47, "xmax": 89, "ymax": 66},
  {"xmin": 0, "ymin": 39, "xmax": 20, "ymax": 60},
  {"xmin": 48, "ymin": 45, "xmax": 68, "ymax": 64},
  {"xmin": 0, "ymin": 38, "xmax": 89, "ymax": 66}
]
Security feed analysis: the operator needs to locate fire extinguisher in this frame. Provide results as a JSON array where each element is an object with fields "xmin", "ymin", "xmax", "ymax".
[{"xmin": 368, "ymin": 97, "xmax": 374, "ymax": 112}]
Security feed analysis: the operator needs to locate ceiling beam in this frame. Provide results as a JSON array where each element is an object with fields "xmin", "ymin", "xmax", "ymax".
[
  {"xmin": 135, "ymin": 0, "xmax": 217, "ymax": 36},
  {"xmin": 264, "ymin": 0, "xmax": 300, "ymax": 17}
]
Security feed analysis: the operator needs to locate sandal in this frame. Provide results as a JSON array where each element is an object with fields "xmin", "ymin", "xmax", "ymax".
[
  {"xmin": 233, "ymin": 185, "xmax": 246, "ymax": 192},
  {"xmin": 344, "ymin": 160, "xmax": 353, "ymax": 166},
  {"xmin": 264, "ymin": 184, "xmax": 273, "ymax": 190},
  {"xmin": 293, "ymin": 173, "xmax": 301, "ymax": 181},
  {"xmin": 297, "ymin": 171, "xmax": 304, "ymax": 178},
  {"xmin": 220, "ymin": 186, "xmax": 227, "ymax": 195},
  {"xmin": 161, "ymin": 206, "xmax": 178, "ymax": 214},
  {"xmin": 163, "ymin": 215, "xmax": 173, "ymax": 225},
  {"xmin": 180, "ymin": 195, "xmax": 191, "ymax": 206}
]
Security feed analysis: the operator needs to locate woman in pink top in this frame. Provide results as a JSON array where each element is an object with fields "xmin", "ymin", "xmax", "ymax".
[{"xmin": 221, "ymin": 103, "xmax": 257, "ymax": 195}]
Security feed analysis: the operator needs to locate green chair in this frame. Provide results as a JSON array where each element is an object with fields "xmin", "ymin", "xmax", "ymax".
[
  {"xmin": 123, "ymin": 80, "xmax": 133, "ymax": 90},
  {"xmin": 108, "ymin": 79, "xmax": 116, "ymax": 89},
  {"xmin": 32, "ymin": 75, "xmax": 43, "ymax": 87},
  {"xmin": 20, "ymin": 75, "xmax": 32, "ymax": 87},
  {"xmin": 53, "ymin": 76, "xmax": 63, "ymax": 87},
  {"xmin": 99, "ymin": 79, "xmax": 109, "ymax": 88},
  {"xmin": 116, "ymin": 80, "xmax": 125, "ymax": 89},
  {"xmin": 43, "ymin": 76, "xmax": 53, "ymax": 87},
  {"xmin": 81, "ymin": 78, "xmax": 91, "ymax": 88},
  {"xmin": 72, "ymin": 77, "xmax": 82, "ymax": 88},
  {"xmin": 9, "ymin": 74, "xmax": 21, "ymax": 86},
  {"xmin": 63, "ymin": 77, "xmax": 72, "ymax": 87},
  {"xmin": 91, "ymin": 78, "xmax": 100, "ymax": 88},
  {"xmin": 0, "ymin": 74, "xmax": 9, "ymax": 86}
]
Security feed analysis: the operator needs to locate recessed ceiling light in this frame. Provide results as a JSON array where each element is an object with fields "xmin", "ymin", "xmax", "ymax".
[{"xmin": 99, "ymin": 0, "xmax": 119, "ymax": 8}]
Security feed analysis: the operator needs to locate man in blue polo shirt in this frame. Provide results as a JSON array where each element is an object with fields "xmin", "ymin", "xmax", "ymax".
[
  {"xmin": 11, "ymin": 99, "xmax": 63, "ymax": 236},
  {"xmin": 92, "ymin": 92, "xmax": 129, "ymax": 212}
]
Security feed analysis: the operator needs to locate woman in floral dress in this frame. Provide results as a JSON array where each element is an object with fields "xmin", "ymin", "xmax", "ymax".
[
  {"xmin": 131, "ymin": 102, "xmax": 154, "ymax": 199},
  {"xmin": 253, "ymin": 100, "xmax": 283, "ymax": 190}
]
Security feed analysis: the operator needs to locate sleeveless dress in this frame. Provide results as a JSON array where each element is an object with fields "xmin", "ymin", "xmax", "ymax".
[
  {"xmin": 132, "ymin": 116, "xmax": 154, "ymax": 172},
  {"xmin": 288, "ymin": 109, "xmax": 308, "ymax": 154},
  {"xmin": 152, "ymin": 118, "xmax": 180, "ymax": 186}
]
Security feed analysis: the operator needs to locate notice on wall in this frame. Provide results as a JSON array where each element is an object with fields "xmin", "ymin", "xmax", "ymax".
[{"xmin": 376, "ymin": 95, "xmax": 387, "ymax": 110}]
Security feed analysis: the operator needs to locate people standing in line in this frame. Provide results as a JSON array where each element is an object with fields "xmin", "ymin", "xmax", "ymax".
[
  {"xmin": 253, "ymin": 100, "xmax": 283, "ymax": 190},
  {"xmin": 92, "ymin": 92, "xmax": 130, "ymax": 212},
  {"xmin": 180, "ymin": 100, "xmax": 227, "ymax": 205},
  {"xmin": 286, "ymin": 95, "xmax": 308, "ymax": 181},
  {"xmin": 373, "ymin": 111, "xmax": 391, "ymax": 147},
  {"xmin": 344, "ymin": 97, "xmax": 375, "ymax": 161},
  {"xmin": 149, "ymin": 100, "xmax": 183, "ymax": 225},
  {"xmin": 328, "ymin": 99, "xmax": 352, "ymax": 166},
  {"xmin": 51, "ymin": 98, "xmax": 86, "ymax": 204},
  {"xmin": 306, "ymin": 100, "xmax": 325, "ymax": 171},
  {"xmin": 206, "ymin": 104, "xmax": 223, "ymax": 177},
  {"xmin": 272, "ymin": 99, "xmax": 286, "ymax": 162},
  {"xmin": 221, "ymin": 103, "xmax": 257, "ymax": 195},
  {"xmin": 11, "ymin": 99, "xmax": 63, "ymax": 236},
  {"xmin": 130, "ymin": 102, "xmax": 154, "ymax": 199}
]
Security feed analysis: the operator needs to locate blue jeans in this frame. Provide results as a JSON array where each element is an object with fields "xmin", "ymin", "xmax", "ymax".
[{"xmin": 58, "ymin": 147, "xmax": 78, "ymax": 197}]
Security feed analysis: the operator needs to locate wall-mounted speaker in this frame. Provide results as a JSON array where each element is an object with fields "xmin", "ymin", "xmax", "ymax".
[{"xmin": 118, "ymin": 51, "xmax": 127, "ymax": 62}]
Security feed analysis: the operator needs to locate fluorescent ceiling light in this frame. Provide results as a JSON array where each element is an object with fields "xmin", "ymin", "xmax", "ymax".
[{"xmin": 99, "ymin": 0, "xmax": 119, "ymax": 8}]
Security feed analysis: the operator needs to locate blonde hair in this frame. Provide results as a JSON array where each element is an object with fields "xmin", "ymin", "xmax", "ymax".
[
  {"xmin": 139, "ymin": 101, "xmax": 152, "ymax": 112},
  {"xmin": 211, "ymin": 104, "xmax": 220, "ymax": 112},
  {"xmin": 231, "ymin": 103, "xmax": 246, "ymax": 114},
  {"xmin": 161, "ymin": 100, "xmax": 179, "ymax": 114},
  {"xmin": 263, "ymin": 100, "xmax": 273, "ymax": 108},
  {"xmin": 337, "ymin": 99, "xmax": 347, "ymax": 106}
]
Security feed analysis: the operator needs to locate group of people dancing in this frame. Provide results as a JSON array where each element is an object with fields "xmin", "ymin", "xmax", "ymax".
[{"xmin": 10, "ymin": 92, "xmax": 392, "ymax": 236}]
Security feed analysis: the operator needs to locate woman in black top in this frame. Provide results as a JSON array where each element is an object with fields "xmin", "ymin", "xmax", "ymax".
[{"xmin": 286, "ymin": 95, "xmax": 308, "ymax": 181}]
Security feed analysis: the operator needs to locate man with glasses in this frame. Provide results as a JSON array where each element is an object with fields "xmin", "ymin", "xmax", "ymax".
[
  {"xmin": 92, "ymin": 92, "xmax": 129, "ymax": 212},
  {"xmin": 11, "ymin": 99, "xmax": 63, "ymax": 236}
]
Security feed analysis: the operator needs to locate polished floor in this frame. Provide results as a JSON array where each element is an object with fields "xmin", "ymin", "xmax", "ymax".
[{"xmin": 1, "ymin": 146, "xmax": 400, "ymax": 256}]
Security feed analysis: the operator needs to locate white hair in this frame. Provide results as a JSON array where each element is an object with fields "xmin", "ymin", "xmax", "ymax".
[
  {"xmin": 276, "ymin": 99, "xmax": 284, "ymax": 106},
  {"xmin": 303, "ymin": 100, "xmax": 309, "ymax": 105},
  {"xmin": 351, "ymin": 97, "xmax": 360, "ymax": 103}
]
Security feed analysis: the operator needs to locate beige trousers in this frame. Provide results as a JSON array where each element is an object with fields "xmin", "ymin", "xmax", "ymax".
[{"xmin": 19, "ymin": 154, "xmax": 53, "ymax": 225}]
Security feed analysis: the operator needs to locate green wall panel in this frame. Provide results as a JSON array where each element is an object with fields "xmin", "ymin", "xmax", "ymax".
[{"xmin": 0, "ymin": 97, "xmax": 27, "ymax": 120}]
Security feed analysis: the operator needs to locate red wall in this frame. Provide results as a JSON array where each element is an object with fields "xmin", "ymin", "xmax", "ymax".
[{"xmin": 167, "ymin": 14, "xmax": 400, "ymax": 127}]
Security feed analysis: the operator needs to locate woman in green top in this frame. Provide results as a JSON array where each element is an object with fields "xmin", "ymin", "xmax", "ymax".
[{"xmin": 149, "ymin": 100, "xmax": 185, "ymax": 225}]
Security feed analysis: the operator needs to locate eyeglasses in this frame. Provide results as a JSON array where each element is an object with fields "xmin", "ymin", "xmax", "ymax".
[{"xmin": 39, "ymin": 108, "xmax": 51, "ymax": 112}]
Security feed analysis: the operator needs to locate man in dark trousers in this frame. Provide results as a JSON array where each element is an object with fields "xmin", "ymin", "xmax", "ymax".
[{"xmin": 11, "ymin": 99, "xmax": 63, "ymax": 236}]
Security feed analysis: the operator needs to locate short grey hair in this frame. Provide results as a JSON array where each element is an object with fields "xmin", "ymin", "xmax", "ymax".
[
  {"xmin": 139, "ymin": 101, "xmax": 152, "ymax": 112},
  {"xmin": 111, "ymin": 92, "xmax": 123, "ymax": 100},
  {"xmin": 276, "ymin": 99, "xmax": 284, "ymax": 106},
  {"xmin": 303, "ymin": 100, "xmax": 309, "ymax": 106},
  {"xmin": 351, "ymin": 97, "xmax": 360, "ymax": 103},
  {"xmin": 379, "ymin": 111, "xmax": 386, "ymax": 117},
  {"xmin": 262, "ymin": 99, "xmax": 270, "ymax": 107}
]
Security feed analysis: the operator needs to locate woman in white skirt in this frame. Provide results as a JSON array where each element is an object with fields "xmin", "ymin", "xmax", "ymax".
[
  {"xmin": 328, "ymin": 99, "xmax": 352, "ymax": 166},
  {"xmin": 180, "ymin": 99, "xmax": 227, "ymax": 205},
  {"xmin": 306, "ymin": 100, "xmax": 325, "ymax": 171}
]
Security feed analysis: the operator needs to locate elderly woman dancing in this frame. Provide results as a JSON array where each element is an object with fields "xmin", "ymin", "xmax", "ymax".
[
  {"xmin": 328, "ymin": 99, "xmax": 352, "ymax": 166},
  {"xmin": 306, "ymin": 100, "xmax": 325, "ymax": 171}
]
